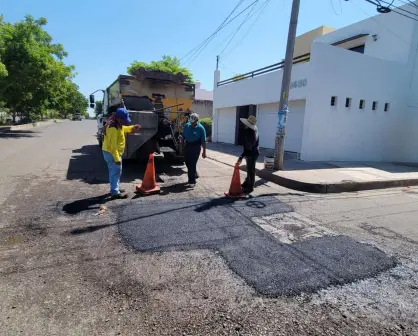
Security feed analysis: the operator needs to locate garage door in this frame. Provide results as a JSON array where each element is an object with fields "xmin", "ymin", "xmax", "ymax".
[
  {"xmin": 257, "ymin": 100, "xmax": 305, "ymax": 153},
  {"xmin": 216, "ymin": 107, "xmax": 236, "ymax": 144}
]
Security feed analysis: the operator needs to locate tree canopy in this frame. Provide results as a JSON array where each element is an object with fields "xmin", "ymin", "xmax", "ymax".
[
  {"xmin": 127, "ymin": 55, "xmax": 194, "ymax": 84},
  {"xmin": 94, "ymin": 101, "xmax": 103, "ymax": 117},
  {"xmin": 0, "ymin": 15, "xmax": 87, "ymax": 123}
]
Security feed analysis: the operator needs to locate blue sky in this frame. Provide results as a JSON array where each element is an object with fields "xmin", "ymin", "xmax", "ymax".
[{"xmin": 2, "ymin": 0, "xmax": 383, "ymax": 113}]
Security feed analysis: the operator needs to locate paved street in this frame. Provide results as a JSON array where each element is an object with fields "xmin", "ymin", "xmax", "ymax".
[{"xmin": 1, "ymin": 121, "xmax": 418, "ymax": 335}]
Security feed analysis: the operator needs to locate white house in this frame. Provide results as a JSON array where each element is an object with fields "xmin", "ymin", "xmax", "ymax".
[
  {"xmin": 192, "ymin": 81, "xmax": 213, "ymax": 119},
  {"xmin": 212, "ymin": 3, "xmax": 418, "ymax": 163}
]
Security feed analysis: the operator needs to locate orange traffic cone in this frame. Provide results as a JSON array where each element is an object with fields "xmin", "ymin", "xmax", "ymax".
[
  {"xmin": 136, "ymin": 154, "xmax": 160, "ymax": 196},
  {"xmin": 225, "ymin": 163, "xmax": 245, "ymax": 199}
]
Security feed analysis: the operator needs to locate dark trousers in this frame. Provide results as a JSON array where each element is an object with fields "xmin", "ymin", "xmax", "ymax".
[
  {"xmin": 243, "ymin": 155, "xmax": 258, "ymax": 190},
  {"xmin": 184, "ymin": 143, "xmax": 201, "ymax": 184}
]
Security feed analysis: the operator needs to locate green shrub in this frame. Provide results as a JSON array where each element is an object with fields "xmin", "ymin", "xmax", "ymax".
[{"xmin": 200, "ymin": 118, "xmax": 212, "ymax": 137}]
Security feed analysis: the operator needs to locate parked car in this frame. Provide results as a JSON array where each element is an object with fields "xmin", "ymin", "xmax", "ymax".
[{"xmin": 72, "ymin": 113, "xmax": 82, "ymax": 121}]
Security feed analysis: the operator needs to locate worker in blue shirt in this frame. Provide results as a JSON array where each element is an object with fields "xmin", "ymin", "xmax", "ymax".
[{"xmin": 181, "ymin": 113, "xmax": 206, "ymax": 187}]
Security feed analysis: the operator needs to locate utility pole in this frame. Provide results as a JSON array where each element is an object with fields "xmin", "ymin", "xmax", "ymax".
[
  {"xmin": 273, "ymin": 0, "xmax": 301, "ymax": 170},
  {"xmin": 216, "ymin": 55, "xmax": 220, "ymax": 70}
]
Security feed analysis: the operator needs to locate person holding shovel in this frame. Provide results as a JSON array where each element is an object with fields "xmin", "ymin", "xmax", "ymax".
[
  {"xmin": 237, "ymin": 115, "xmax": 259, "ymax": 194},
  {"xmin": 102, "ymin": 107, "xmax": 140, "ymax": 199}
]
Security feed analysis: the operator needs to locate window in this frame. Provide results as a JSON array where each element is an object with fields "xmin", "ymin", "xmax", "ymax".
[
  {"xmin": 349, "ymin": 44, "xmax": 365, "ymax": 54},
  {"xmin": 345, "ymin": 98, "xmax": 352, "ymax": 108},
  {"xmin": 384, "ymin": 103, "xmax": 390, "ymax": 112},
  {"xmin": 359, "ymin": 100, "xmax": 365, "ymax": 110},
  {"xmin": 331, "ymin": 96, "xmax": 337, "ymax": 106},
  {"xmin": 372, "ymin": 101, "xmax": 378, "ymax": 111}
]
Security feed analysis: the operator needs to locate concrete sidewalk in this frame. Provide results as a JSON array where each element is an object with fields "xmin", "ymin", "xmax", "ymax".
[
  {"xmin": 206, "ymin": 143, "xmax": 418, "ymax": 193},
  {"xmin": 0, "ymin": 119, "xmax": 65, "ymax": 132}
]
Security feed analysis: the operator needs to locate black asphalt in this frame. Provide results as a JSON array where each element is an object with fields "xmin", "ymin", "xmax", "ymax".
[{"xmin": 118, "ymin": 195, "xmax": 397, "ymax": 296}]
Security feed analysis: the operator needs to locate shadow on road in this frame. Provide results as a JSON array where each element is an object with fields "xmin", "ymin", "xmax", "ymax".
[
  {"xmin": 62, "ymin": 194, "xmax": 110, "ymax": 215},
  {"xmin": 66, "ymin": 144, "xmax": 185, "ymax": 185},
  {"xmin": 0, "ymin": 129, "xmax": 38, "ymax": 138}
]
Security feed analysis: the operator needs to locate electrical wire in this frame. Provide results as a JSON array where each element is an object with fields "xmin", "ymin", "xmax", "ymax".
[
  {"xmin": 213, "ymin": 0, "xmax": 267, "ymax": 53},
  {"xmin": 395, "ymin": 0, "xmax": 414, "ymax": 6},
  {"xmin": 219, "ymin": 60, "xmax": 239, "ymax": 76},
  {"xmin": 182, "ymin": 0, "xmax": 259, "ymax": 66},
  {"xmin": 378, "ymin": 0, "xmax": 418, "ymax": 18},
  {"xmin": 223, "ymin": 0, "xmax": 272, "ymax": 59},
  {"xmin": 391, "ymin": 7, "xmax": 418, "ymax": 21},
  {"xmin": 182, "ymin": 1, "xmax": 258, "ymax": 66},
  {"xmin": 219, "ymin": 0, "xmax": 260, "ymax": 57},
  {"xmin": 407, "ymin": 0, "xmax": 418, "ymax": 8},
  {"xmin": 179, "ymin": 0, "xmax": 244, "ymax": 63},
  {"xmin": 330, "ymin": 0, "xmax": 343, "ymax": 15},
  {"xmin": 351, "ymin": 0, "xmax": 414, "ymax": 44}
]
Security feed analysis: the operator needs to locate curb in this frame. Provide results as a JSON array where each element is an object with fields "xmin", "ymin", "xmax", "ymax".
[
  {"xmin": 0, "ymin": 120, "xmax": 64, "ymax": 132},
  {"xmin": 207, "ymin": 155, "xmax": 418, "ymax": 193},
  {"xmin": 0, "ymin": 126, "xmax": 11, "ymax": 133}
]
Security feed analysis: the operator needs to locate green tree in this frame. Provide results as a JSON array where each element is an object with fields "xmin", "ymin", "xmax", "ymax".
[
  {"xmin": 127, "ymin": 55, "xmax": 194, "ymax": 83},
  {"xmin": 0, "ymin": 16, "xmax": 8, "ymax": 79},
  {"xmin": 233, "ymin": 74, "xmax": 246, "ymax": 81},
  {"xmin": 94, "ymin": 101, "xmax": 103, "ymax": 116},
  {"xmin": 54, "ymin": 81, "xmax": 87, "ymax": 119},
  {"xmin": 0, "ymin": 15, "xmax": 85, "ymax": 123}
]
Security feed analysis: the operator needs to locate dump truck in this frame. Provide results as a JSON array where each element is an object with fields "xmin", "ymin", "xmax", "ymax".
[{"xmin": 90, "ymin": 69, "xmax": 195, "ymax": 162}]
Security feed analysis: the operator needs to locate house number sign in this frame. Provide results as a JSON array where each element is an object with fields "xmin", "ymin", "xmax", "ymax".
[{"xmin": 290, "ymin": 79, "xmax": 307, "ymax": 89}]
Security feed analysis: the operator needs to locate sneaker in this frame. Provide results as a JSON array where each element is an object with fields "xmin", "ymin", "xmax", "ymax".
[
  {"xmin": 188, "ymin": 184, "xmax": 196, "ymax": 189},
  {"xmin": 111, "ymin": 192, "xmax": 128, "ymax": 200}
]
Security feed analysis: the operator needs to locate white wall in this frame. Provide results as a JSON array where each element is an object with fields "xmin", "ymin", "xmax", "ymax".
[
  {"xmin": 213, "ymin": 62, "xmax": 309, "ymax": 109},
  {"xmin": 257, "ymin": 100, "xmax": 305, "ymax": 153},
  {"xmin": 192, "ymin": 100, "xmax": 213, "ymax": 118},
  {"xmin": 301, "ymin": 42, "xmax": 408, "ymax": 162},
  {"xmin": 216, "ymin": 107, "xmax": 236, "ymax": 144},
  {"xmin": 315, "ymin": 4, "xmax": 416, "ymax": 65}
]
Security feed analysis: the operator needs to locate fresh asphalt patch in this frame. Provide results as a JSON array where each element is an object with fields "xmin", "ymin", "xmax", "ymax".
[{"xmin": 117, "ymin": 195, "xmax": 397, "ymax": 296}]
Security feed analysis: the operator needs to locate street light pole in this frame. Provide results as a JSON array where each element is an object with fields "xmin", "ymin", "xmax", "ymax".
[{"xmin": 273, "ymin": 0, "xmax": 301, "ymax": 170}]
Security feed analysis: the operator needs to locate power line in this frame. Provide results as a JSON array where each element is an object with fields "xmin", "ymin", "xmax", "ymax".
[
  {"xmin": 219, "ymin": 60, "xmax": 239, "ymax": 75},
  {"xmin": 351, "ymin": 0, "xmax": 413, "ymax": 45},
  {"xmin": 406, "ymin": 0, "xmax": 418, "ymax": 8},
  {"xmin": 378, "ymin": 0, "xmax": 418, "ymax": 18},
  {"xmin": 223, "ymin": 0, "xmax": 272, "ymax": 59},
  {"xmin": 219, "ymin": 0, "xmax": 260, "ymax": 57},
  {"xmin": 395, "ymin": 0, "xmax": 415, "ymax": 6},
  {"xmin": 330, "ymin": 0, "xmax": 343, "ymax": 15},
  {"xmin": 182, "ymin": 0, "xmax": 259, "ymax": 66},
  {"xmin": 391, "ymin": 7, "xmax": 418, "ymax": 21},
  {"xmin": 179, "ymin": 0, "xmax": 244, "ymax": 63},
  {"xmin": 182, "ymin": 1, "xmax": 258, "ymax": 66},
  {"xmin": 213, "ymin": 0, "xmax": 266, "ymax": 53}
]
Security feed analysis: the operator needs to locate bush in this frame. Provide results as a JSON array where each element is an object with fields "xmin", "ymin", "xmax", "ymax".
[{"xmin": 200, "ymin": 118, "xmax": 212, "ymax": 137}]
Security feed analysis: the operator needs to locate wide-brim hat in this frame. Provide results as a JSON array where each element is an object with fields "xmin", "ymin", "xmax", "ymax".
[{"xmin": 240, "ymin": 115, "xmax": 257, "ymax": 130}]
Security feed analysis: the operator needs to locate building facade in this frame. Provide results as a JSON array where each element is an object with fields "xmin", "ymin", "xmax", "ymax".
[
  {"xmin": 212, "ymin": 4, "xmax": 418, "ymax": 163},
  {"xmin": 192, "ymin": 81, "xmax": 213, "ymax": 119}
]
